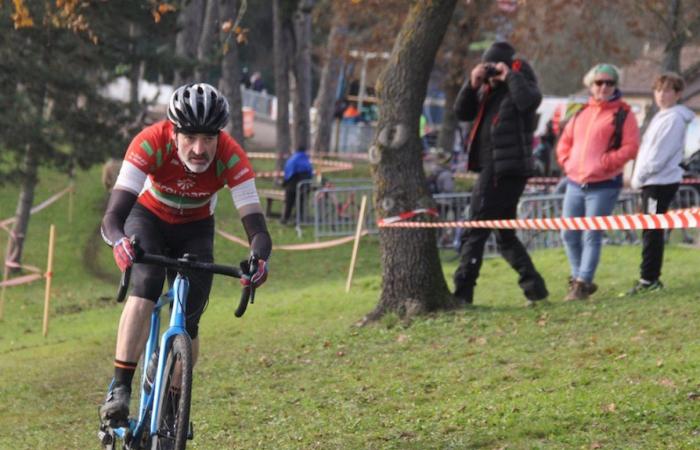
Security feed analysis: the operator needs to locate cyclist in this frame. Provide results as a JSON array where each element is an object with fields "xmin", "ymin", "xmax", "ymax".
[{"xmin": 99, "ymin": 83, "xmax": 272, "ymax": 425}]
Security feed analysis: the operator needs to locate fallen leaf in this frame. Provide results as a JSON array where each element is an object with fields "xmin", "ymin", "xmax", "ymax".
[
  {"xmin": 615, "ymin": 353, "xmax": 627, "ymax": 360},
  {"xmin": 603, "ymin": 403, "xmax": 616, "ymax": 413},
  {"xmin": 658, "ymin": 378, "xmax": 676, "ymax": 388},
  {"xmin": 590, "ymin": 442, "xmax": 603, "ymax": 449},
  {"xmin": 688, "ymin": 392, "xmax": 700, "ymax": 401},
  {"xmin": 336, "ymin": 351, "xmax": 345, "ymax": 357},
  {"xmin": 258, "ymin": 355, "xmax": 272, "ymax": 367},
  {"xmin": 656, "ymin": 359, "xmax": 664, "ymax": 367}
]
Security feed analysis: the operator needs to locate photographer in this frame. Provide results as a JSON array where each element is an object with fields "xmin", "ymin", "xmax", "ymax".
[{"xmin": 452, "ymin": 41, "xmax": 548, "ymax": 306}]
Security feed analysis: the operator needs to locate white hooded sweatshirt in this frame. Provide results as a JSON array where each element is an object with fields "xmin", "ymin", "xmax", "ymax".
[{"xmin": 631, "ymin": 104, "xmax": 696, "ymax": 189}]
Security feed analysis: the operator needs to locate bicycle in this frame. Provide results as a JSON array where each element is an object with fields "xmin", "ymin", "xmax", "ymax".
[{"xmin": 98, "ymin": 239, "xmax": 256, "ymax": 450}]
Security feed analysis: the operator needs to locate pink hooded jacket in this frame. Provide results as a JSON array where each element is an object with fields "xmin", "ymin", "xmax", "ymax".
[{"xmin": 556, "ymin": 97, "xmax": 640, "ymax": 184}]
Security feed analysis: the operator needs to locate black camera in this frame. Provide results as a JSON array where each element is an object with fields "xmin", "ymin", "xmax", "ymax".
[{"xmin": 484, "ymin": 65, "xmax": 502, "ymax": 79}]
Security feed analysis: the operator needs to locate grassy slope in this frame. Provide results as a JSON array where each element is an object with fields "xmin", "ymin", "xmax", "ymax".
[{"xmin": 1, "ymin": 165, "xmax": 700, "ymax": 449}]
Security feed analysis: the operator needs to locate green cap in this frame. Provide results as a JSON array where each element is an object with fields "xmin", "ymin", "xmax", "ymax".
[{"xmin": 593, "ymin": 64, "xmax": 619, "ymax": 82}]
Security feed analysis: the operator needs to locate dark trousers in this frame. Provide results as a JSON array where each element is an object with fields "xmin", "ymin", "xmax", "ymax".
[
  {"xmin": 454, "ymin": 173, "xmax": 548, "ymax": 301},
  {"xmin": 282, "ymin": 173, "xmax": 312, "ymax": 222},
  {"xmin": 640, "ymin": 183, "xmax": 679, "ymax": 281}
]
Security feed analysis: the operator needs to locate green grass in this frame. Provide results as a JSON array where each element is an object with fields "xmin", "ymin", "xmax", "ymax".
[{"xmin": 2, "ymin": 164, "xmax": 700, "ymax": 449}]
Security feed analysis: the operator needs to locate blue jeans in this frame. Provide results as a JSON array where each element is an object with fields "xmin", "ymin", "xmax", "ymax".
[{"xmin": 561, "ymin": 183, "xmax": 620, "ymax": 283}]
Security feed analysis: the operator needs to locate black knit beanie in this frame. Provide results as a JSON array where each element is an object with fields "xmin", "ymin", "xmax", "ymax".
[{"xmin": 482, "ymin": 41, "xmax": 516, "ymax": 66}]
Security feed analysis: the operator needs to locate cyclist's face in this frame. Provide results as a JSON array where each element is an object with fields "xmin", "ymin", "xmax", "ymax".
[{"xmin": 175, "ymin": 132, "xmax": 218, "ymax": 173}]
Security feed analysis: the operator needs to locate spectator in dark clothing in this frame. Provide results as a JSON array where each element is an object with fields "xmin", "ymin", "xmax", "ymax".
[
  {"xmin": 452, "ymin": 41, "xmax": 549, "ymax": 306},
  {"xmin": 251, "ymin": 71, "xmax": 265, "ymax": 92},
  {"xmin": 241, "ymin": 67, "xmax": 251, "ymax": 89},
  {"xmin": 281, "ymin": 147, "xmax": 314, "ymax": 225}
]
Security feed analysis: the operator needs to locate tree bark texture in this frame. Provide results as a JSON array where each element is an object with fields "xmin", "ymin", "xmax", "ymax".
[
  {"xmin": 219, "ymin": 0, "xmax": 244, "ymax": 144},
  {"xmin": 174, "ymin": 0, "xmax": 205, "ymax": 87},
  {"xmin": 195, "ymin": 0, "xmax": 220, "ymax": 81},
  {"xmin": 291, "ymin": 1, "xmax": 314, "ymax": 151},
  {"xmin": 366, "ymin": 0, "xmax": 458, "ymax": 321},
  {"xmin": 312, "ymin": 13, "xmax": 348, "ymax": 155},
  {"xmin": 5, "ymin": 144, "xmax": 39, "ymax": 273},
  {"xmin": 273, "ymin": 0, "xmax": 292, "ymax": 170},
  {"xmin": 661, "ymin": 0, "xmax": 683, "ymax": 73}
]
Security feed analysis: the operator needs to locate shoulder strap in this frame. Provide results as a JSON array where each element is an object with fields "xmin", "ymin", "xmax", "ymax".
[{"xmin": 609, "ymin": 105, "xmax": 630, "ymax": 150}]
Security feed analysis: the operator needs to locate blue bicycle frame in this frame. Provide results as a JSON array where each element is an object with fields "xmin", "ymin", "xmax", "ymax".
[
  {"xmin": 100, "ymin": 247, "xmax": 253, "ymax": 449},
  {"xmin": 113, "ymin": 273, "xmax": 191, "ymax": 446}
]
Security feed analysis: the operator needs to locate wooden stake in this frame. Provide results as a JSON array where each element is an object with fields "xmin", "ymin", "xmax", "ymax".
[
  {"xmin": 346, "ymin": 195, "xmax": 368, "ymax": 293},
  {"xmin": 42, "ymin": 224, "xmax": 56, "ymax": 337},
  {"xmin": 0, "ymin": 232, "xmax": 13, "ymax": 320},
  {"xmin": 68, "ymin": 183, "xmax": 74, "ymax": 223},
  {"xmin": 0, "ymin": 257, "xmax": 9, "ymax": 321}
]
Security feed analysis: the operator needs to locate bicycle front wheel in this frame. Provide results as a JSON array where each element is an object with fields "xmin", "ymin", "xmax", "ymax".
[{"xmin": 151, "ymin": 334, "xmax": 193, "ymax": 450}]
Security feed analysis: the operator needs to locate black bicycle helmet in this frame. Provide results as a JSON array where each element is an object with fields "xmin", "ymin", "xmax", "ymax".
[{"xmin": 167, "ymin": 83, "xmax": 230, "ymax": 134}]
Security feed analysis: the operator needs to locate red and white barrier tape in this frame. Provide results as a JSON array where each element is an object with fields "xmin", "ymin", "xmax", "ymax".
[
  {"xmin": 377, "ymin": 208, "xmax": 439, "ymax": 226},
  {"xmin": 0, "ymin": 273, "xmax": 43, "ymax": 288},
  {"xmin": 0, "ymin": 185, "xmax": 73, "ymax": 230},
  {"xmin": 378, "ymin": 208, "xmax": 700, "ymax": 231}
]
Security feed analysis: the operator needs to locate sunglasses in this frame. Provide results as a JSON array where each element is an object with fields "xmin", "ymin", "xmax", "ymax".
[{"xmin": 593, "ymin": 79, "xmax": 616, "ymax": 87}]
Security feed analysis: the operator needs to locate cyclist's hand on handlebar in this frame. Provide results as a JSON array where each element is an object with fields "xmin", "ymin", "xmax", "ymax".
[
  {"xmin": 240, "ymin": 254, "xmax": 268, "ymax": 288},
  {"xmin": 113, "ymin": 237, "xmax": 136, "ymax": 272}
]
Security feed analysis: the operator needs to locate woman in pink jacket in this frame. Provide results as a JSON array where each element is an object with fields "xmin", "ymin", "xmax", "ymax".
[{"xmin": 556, "ymin": 64, "xmax": 640, "ymax": 301}]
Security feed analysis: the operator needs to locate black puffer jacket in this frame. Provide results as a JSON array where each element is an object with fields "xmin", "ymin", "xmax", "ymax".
[{"xmin": 455, "ymin": 59, "xmax": 541, "ymax": 177}]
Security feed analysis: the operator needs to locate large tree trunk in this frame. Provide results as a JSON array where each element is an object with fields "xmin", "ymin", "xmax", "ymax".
[
  {"xmin": 291, "ymin": 0, "xmax": 314, "ymax": 151},
  {"xmin": 219, "ymin": 0, "xmax": 244, "ymax": 143},
  {"xmin": 195, "ymin": 0, "xmax": 220, "ymax": 81},
  {"xmin": 365, "ymin": 0, "xmax": 458, "ymax": 322},
  {"xmin": 174, "ymin": 0, "xmax": 205, "ymax": 87},
  {"xmin": 311, "ymin": 12, "xmax": 348, "ymax": 155},
  {"xmin": 273, "ymin": 0, "xmax": 292, "ymax": 171},
  {"xmin": 661, "ymin": 0, "xmax": 683, "ymax": 73},
  {"xmin": 5, "ymin": 144, "xmax": 39, "ymax": 274}
]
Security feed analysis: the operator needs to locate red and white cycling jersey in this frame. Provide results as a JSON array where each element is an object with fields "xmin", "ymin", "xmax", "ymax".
[{"xmin": 119, "ymin": 120, "xmax": 256, "ymax": 224}]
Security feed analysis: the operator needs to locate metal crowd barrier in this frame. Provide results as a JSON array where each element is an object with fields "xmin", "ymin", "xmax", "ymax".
[
  {"xmin": 312, "ymin": 185, "xmax": 376, "ymax": 238},
  {"xmin": 331, "ymin": 121, "xmax": 376, "ymax": 154},
  {"xmin": 306, "ymin": 184, "xmax": 700, "ymax": 248},
  {"xmin": 241, "ymin": 88, "xmax": 275, "ymax": 119},
  {"xmin": 294, "ymin": 178, "xmax": 373, "ymax": 228}
]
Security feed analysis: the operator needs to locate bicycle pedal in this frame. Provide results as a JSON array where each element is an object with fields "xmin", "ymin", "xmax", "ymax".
[{"xmin": 187, "ymin": 421, "xmax": 194, "ymax": 440}]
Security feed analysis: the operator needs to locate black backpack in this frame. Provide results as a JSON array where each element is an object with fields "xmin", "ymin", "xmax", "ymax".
[{"xmin": 562, "ymin": 103, "xmax": 630, "ymax": 150}]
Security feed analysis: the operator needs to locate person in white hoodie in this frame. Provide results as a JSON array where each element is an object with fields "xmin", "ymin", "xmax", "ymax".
[{"xmin": 628, "ymin": 72, "xmax": 695, "ymax": 294}]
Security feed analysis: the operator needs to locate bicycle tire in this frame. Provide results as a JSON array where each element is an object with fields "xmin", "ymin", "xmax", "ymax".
[{"xmin": 151, "ymin": 334, "xmax": 192, "ymax": 450}]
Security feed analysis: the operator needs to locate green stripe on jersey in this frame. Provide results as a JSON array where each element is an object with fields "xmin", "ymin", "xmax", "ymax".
[
  {"xmin": 140, "ymin": 140, "xmax": 154, "ymax": 156},
  {"xmin": 226, "ymin": 154, "xmax": 240, "ymax": 168}
]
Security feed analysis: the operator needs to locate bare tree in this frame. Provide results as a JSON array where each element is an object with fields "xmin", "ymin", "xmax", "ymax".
[
  {"xmin": 291, "ymin": 0, "xmax": 315, "ymax": 151},
  {"xmin": 311, "ymin": 6, "xmax": 349, "ymax": 155},
  {"xmin": 174, "ymin": 0, "xmax": 205, "ymax": 87},
  {"xmin": 273, "ymin": 0, "xmax": 292, "ymax": 171},
  {"xmin": 436, "ymin": 0, "xmax": 493, "ymax": 154},
  {"xmin": 364, "ymin": 0, "xmax": 458, "ymax": 323},
  {"xmin": 219, "ymin": 0, "xmax": 244, "ymax": 143},
  {"xmin": 195, "ymin": 0, "xmax": 220, "ymax": 81}
]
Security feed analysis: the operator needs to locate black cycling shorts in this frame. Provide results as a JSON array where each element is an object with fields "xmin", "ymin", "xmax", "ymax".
[{"xmin": 124, "ymin": 203, "xmax": 215, "ymax": 339}]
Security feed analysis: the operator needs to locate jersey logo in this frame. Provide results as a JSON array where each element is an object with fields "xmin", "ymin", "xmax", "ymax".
[
  {"xmin": 176, "ymin": 178, "xmax": 196, "ymax": 190},
  {"xmin": 233, "ymin": 167, "xmax": 250, "ymax": 180},
  {"xmin": 128, "ymin": 153, "xmax": 148, "ymax": 167}
]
